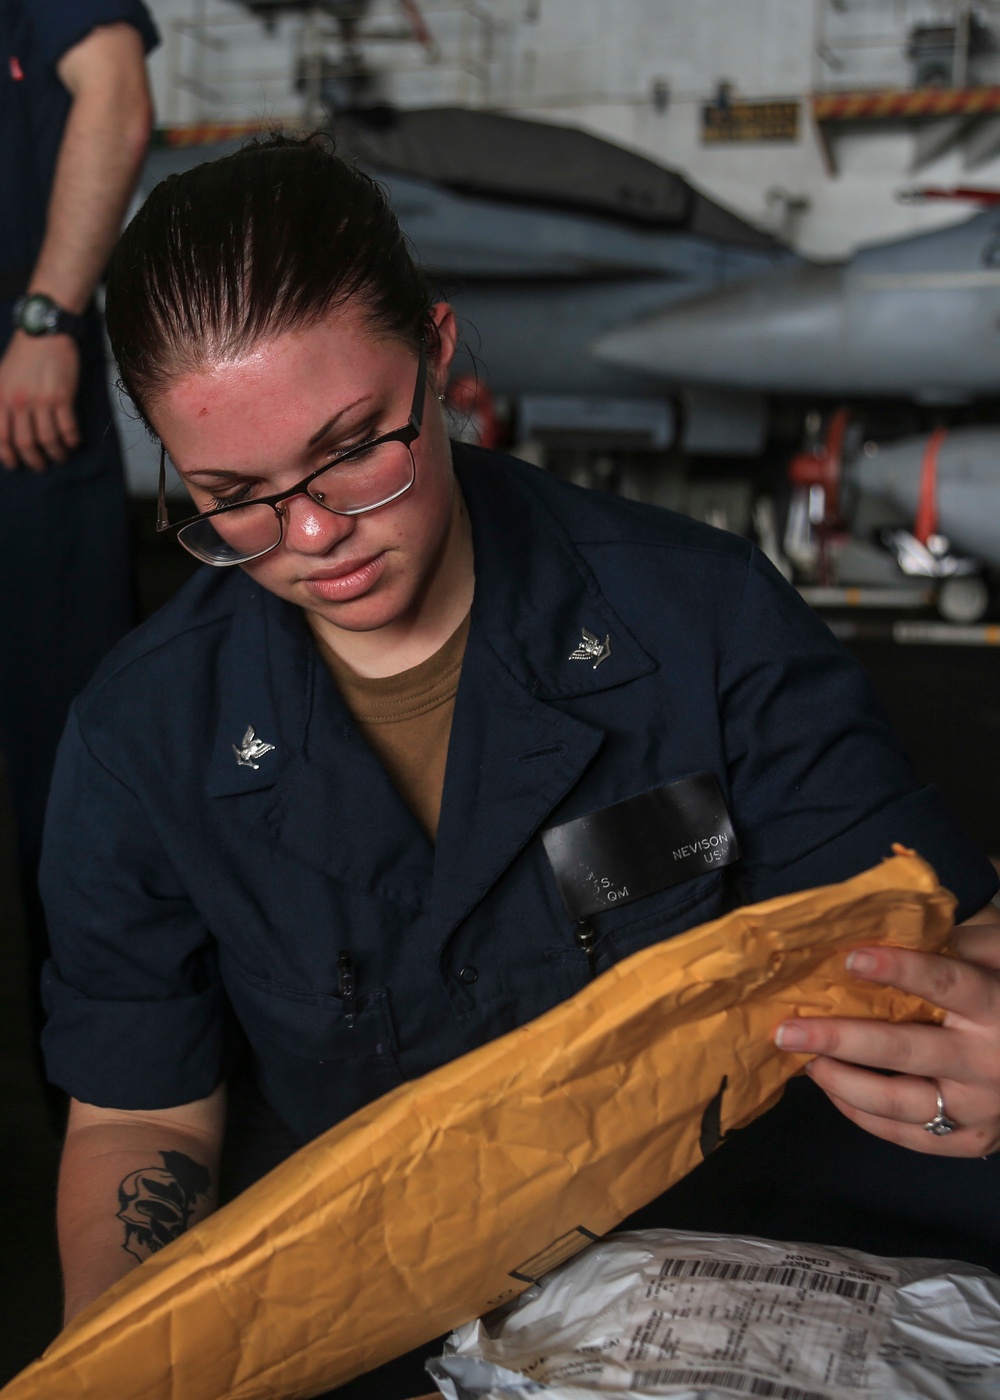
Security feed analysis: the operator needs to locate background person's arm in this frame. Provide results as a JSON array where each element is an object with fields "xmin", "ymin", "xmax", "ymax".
[
  {"xmin": 0, "ymin": 21, "xmax": 153, "ymax": 471},
  {"xmin": 57, "ymin": 1085, "xmax": 226, "ymax": 1326}
]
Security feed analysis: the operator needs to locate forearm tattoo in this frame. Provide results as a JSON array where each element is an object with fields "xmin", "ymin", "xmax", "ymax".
[{"xmin": 116, "ymin": 1151, "xmax": 212, "ymax": 1263}]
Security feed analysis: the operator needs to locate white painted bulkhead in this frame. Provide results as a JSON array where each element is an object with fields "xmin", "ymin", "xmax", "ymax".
[{"xmin": 144, "ymin": 0, "xmax": 1000, "ymax": 259}]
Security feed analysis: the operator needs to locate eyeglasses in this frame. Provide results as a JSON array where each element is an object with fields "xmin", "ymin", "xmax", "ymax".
[{"xmin": 156, "ymin": 349, "xmax": 427, "ymax": 566}]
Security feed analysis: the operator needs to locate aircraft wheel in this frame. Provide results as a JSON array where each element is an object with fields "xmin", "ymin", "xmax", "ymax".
[{"xmin": 936, "ymin": 574, "xmax": 990, "ymax": 625}]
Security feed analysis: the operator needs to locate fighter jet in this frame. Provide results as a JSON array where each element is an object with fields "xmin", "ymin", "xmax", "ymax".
[
  {"xmin": 779, "ymin": 413, "xmax": 1000, "ymax": 623},
  {"xmin": 593, "ymin": 208, "xmax": 1000, "ymax": 404},
  {"xmin": 852, "ymin": 426, "xmax": 1000, "ymax": 570},
  {"xmin": 331, "ymin": 107, "xmax": 793, "ymax": 403}
]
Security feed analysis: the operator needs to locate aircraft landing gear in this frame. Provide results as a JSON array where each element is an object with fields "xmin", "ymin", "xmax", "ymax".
[{"xmin": 936, "ymin": 573, "xmax": 991, "ymax": 626}]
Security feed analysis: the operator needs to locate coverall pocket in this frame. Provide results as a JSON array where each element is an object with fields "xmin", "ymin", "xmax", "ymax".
[
  {"xmin": 222, "ymin": 960, "xmax": 404, "ymax": 1083},
  {"xmin": 590, "ymin": 868, "xmax": 727, "ymax": 965}
]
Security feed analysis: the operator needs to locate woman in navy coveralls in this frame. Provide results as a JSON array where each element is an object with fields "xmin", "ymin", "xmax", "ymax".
[{"xmin": 39, "ymin": 137, "xmax": 1000, "ymax": 1385}]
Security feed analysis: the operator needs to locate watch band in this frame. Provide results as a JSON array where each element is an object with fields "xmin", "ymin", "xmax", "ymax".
[{"xmin": 11, "ymin": 293, "xmax": 86, "ymax": 339}]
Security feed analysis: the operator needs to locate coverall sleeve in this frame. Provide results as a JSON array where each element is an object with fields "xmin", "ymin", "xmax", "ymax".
[
  {"xmin": 720, "ymin": 547, "xmax": 998, "ymax": 921},
  {"xmin": 39, "ymin": 707, "xmax": 232, "ymax": 1109},
  {"xmin": 30, "ymin": 0, "xmax": 159, "ymax": 69}
]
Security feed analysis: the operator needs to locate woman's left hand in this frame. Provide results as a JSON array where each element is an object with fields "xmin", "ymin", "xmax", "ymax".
[{"xmin": 773, "ymin": 904, "xmax": 1000, "ymax": 1158}]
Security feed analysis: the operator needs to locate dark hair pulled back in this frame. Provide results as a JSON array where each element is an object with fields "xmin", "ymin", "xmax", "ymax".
[{"xmin": 105, "ymin": 132, "xmax": 435, "ymax": 430}]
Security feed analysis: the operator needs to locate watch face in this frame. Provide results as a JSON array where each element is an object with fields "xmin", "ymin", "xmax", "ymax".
[{"xmin": 20, "ymin": 295, "xmax": 58, "ymax": 335}]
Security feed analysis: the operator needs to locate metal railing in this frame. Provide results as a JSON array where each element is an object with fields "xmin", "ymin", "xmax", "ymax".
[{"xmin": 813, "ymin": 0, "xmax": 1000, "ymax": 92}]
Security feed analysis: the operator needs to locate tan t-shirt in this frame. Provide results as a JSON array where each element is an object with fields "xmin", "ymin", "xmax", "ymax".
[{"xmin": 312, "ymin": 616, "xmax": 471, "ymax": 841}]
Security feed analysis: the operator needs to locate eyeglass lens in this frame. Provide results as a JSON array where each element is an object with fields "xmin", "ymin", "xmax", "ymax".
[{"xmin": 176, "ymin": 440, "xmax": 416, "ymax": 565}]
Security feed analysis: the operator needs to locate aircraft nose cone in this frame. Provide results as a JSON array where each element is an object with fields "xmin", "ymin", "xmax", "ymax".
[{"xmin": 592, "ymin": 264, "xmax": 844, "ymax": 392}]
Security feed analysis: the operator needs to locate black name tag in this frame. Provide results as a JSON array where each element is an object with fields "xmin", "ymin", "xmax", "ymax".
[{"xmin": 541, "ymin": 773, "xmax": 738, "ymax": 922}]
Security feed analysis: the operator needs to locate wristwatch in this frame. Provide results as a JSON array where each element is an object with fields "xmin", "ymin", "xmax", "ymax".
[{"xmin": 11, "ymin": 292, "xmax": 85, "ymax": 339}]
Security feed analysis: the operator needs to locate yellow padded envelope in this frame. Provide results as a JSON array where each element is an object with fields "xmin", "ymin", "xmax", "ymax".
[{"xmin": 4, "ymin": 850, "xmax": 956, "ymax": 1400}]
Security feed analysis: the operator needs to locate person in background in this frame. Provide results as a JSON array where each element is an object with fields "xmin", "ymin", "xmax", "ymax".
[{"xmin": 0, "ymin": 1, "xmax": 158, "ymax": 1012}]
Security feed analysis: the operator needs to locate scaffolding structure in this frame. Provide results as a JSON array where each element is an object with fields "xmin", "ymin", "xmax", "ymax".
[
  {"xmin": 810, "ymin": 0, "xmax": 1000, "ymax": 169},
  {"xmin": 164, "ymin": 0, "xmax": 501, "ymax": 127}
]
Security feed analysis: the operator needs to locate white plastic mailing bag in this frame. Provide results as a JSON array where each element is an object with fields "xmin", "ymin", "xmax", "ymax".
[{"xmin": 429, "ymin": 1230, "xmax": 1000, "ymax": 1400}]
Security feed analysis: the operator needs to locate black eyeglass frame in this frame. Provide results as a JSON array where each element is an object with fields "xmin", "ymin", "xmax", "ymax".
[{"xmin": 156, "ymin": 348, "xmax": 428, "ymax": 563}]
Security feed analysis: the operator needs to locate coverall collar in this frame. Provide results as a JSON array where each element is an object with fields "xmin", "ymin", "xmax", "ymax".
[
  {"xmin": 206, "ymin": 449, "xmax": 657, "ymax": 927},
  {"xmin": 456, "ymin": 448, "xmax": 656, "ymax": 701}
]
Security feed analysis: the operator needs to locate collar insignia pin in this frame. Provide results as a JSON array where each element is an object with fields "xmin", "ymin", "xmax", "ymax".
[
  {"xmin": 568, "ymin": 627, "xmax": 612, "ymax": 670},
  {"xmin": 233, "ymin": 724, "xmax": 275, "ymax": 770}
]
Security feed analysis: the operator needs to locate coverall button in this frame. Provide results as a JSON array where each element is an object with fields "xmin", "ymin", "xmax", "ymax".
[{"xmin": 458, "ymin": 965, "xmax": 479, "ymax": 985}]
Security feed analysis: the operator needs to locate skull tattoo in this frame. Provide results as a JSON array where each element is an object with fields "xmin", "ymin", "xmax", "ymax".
[{"xmin": 117, "ymin": 1150, "xmax": 212, "ymax": 1263}]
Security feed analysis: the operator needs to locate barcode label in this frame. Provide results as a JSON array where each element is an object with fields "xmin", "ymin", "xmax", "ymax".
[
  {"xmin": 631, "ymin": 1366, "xmax": 826, "ymax": 1399},
  {"xmin": 659, "ymin": 1257, "xmax": 882, "ymax": 1304}
]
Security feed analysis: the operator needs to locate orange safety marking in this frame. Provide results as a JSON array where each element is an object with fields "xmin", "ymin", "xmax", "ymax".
[
  {"xmin": 813, "ymin": 86, "xmax": 1000, "ymax": 121},
  {"xmin": 398, "ymin": 0, "xmax": 434, "ymax": 49},
  {"xmin": 444, "ymin": 374, "xmax": 502, "ymax": 450},
  {"xmin": 914, "ymin": 426, "xmax": 946, "ymax": 546},
  {"xmin": 161, "ymin": 121, "xmax": 286, "ymax": 148},
  {"xmin": 911, "ymin": 186, "xmax": 1000, "ymax": 203}
]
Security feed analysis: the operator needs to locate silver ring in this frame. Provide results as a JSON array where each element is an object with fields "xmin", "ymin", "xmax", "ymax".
[{"xmin": 923, "ymin": 1087, "xmax": 959, "ymax": 1136}]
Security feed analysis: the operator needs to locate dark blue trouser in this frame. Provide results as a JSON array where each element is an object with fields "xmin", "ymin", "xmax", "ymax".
[{"xmin": 0, "ymin": 305, "xmax": 134, "ymax": 1004}]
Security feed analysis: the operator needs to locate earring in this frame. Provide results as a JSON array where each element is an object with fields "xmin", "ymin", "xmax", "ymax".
[{"xmin": 438, "ymin": 393, "xmax": 446, "ymax": 402}]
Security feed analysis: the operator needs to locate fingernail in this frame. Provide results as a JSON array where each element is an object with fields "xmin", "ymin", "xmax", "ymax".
[
  {"xmin": 847, "ymin": 951, "xmax": 877, "ymax": 976},
  {"xmin": 775, "ymin": 1023, "xmax": 808, "ymax": 1050}
]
